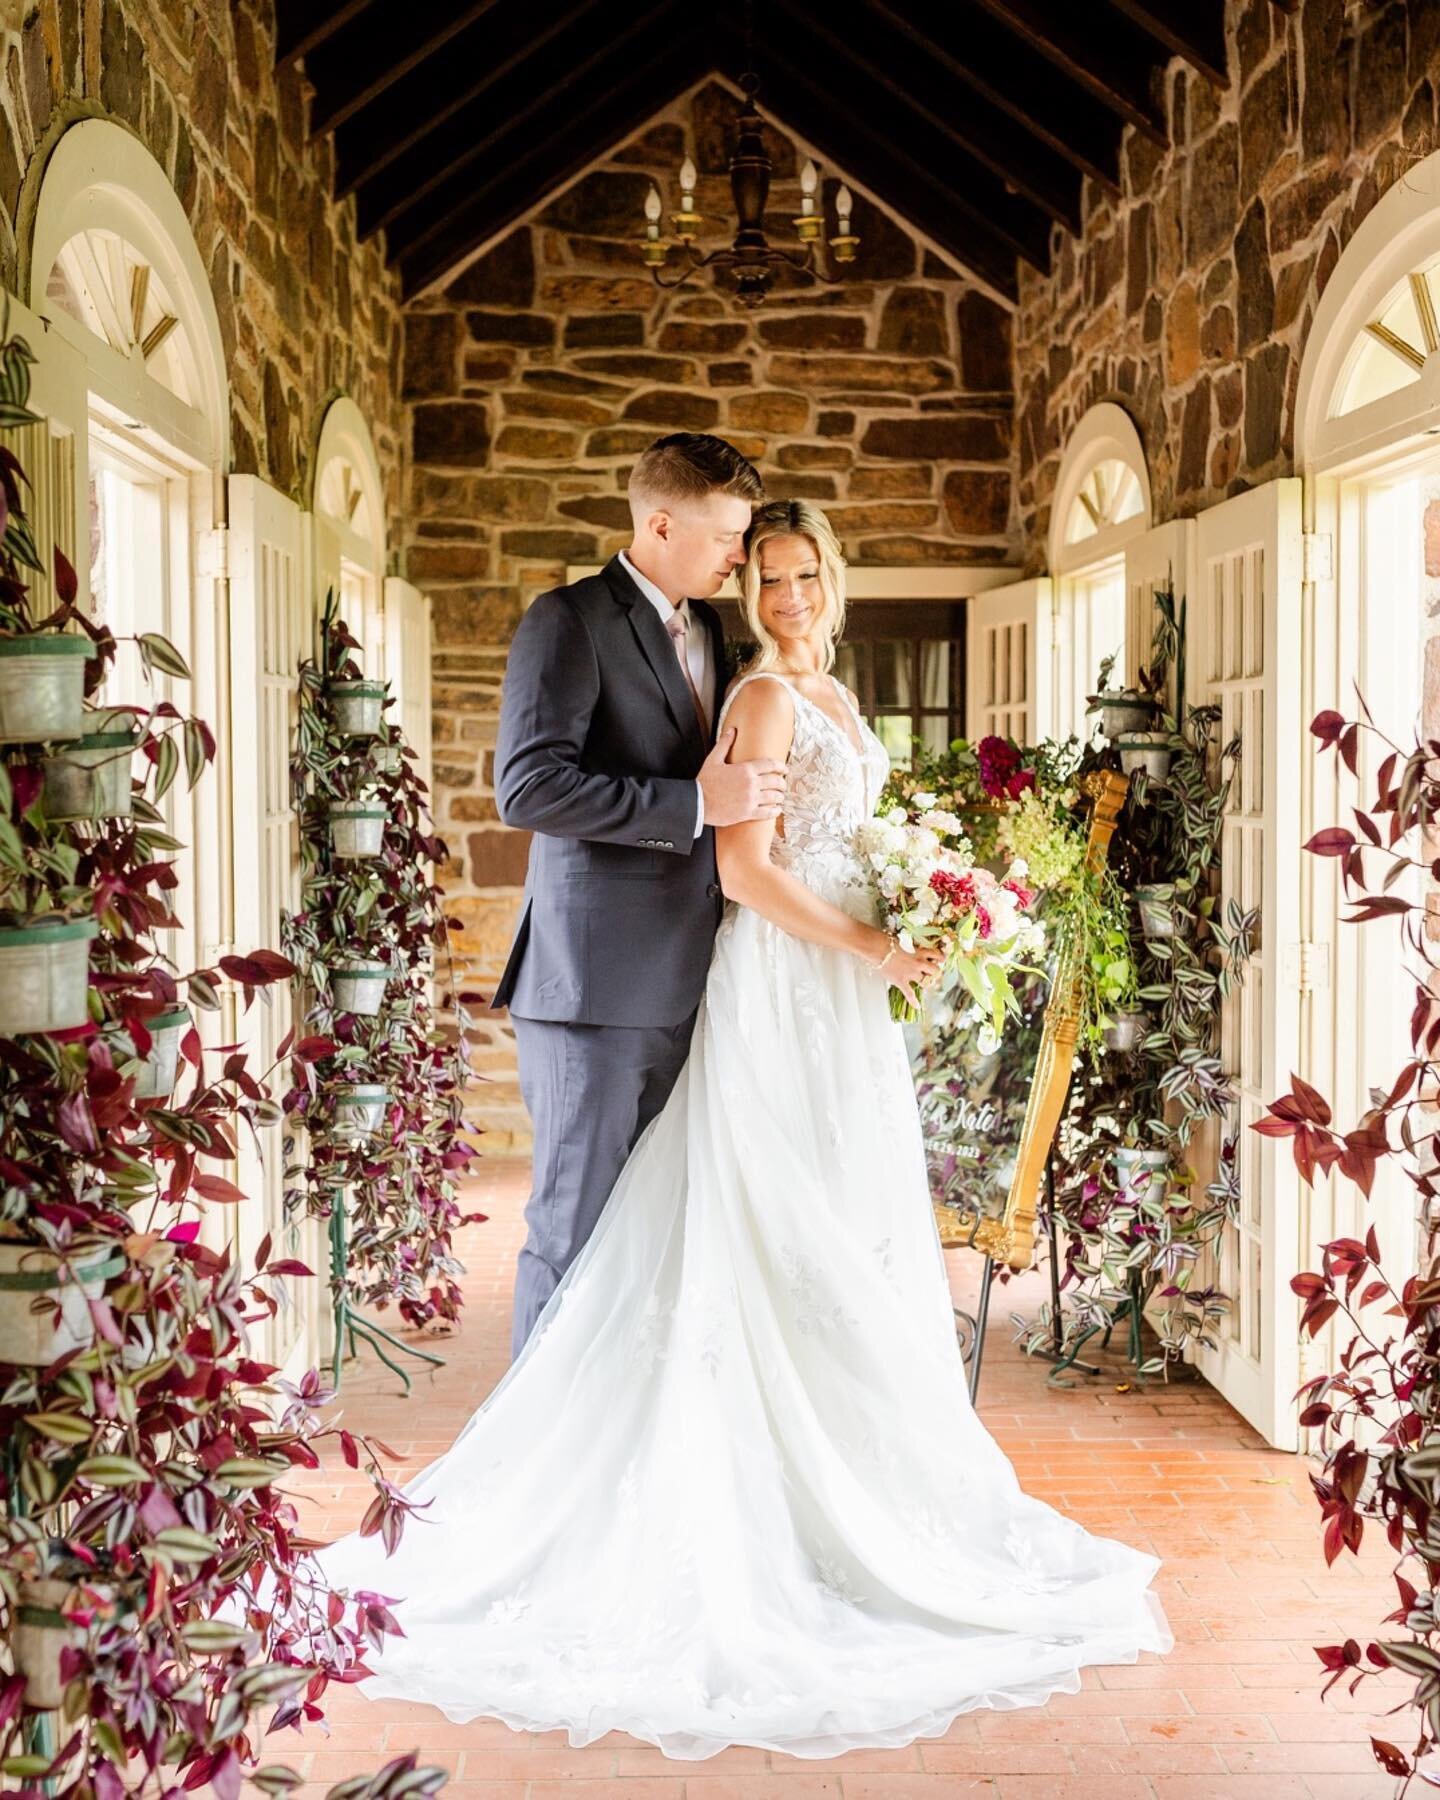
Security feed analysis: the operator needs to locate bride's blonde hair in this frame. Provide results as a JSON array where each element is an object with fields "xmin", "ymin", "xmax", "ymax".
[{"xmin": 738, "ymin": 500, "xmax": 848, "ymax": 673}]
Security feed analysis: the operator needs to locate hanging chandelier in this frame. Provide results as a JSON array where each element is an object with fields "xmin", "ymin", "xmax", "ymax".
[{"xmin": 639, "ymin": 73, "xmax": 859, "ymax": 308}]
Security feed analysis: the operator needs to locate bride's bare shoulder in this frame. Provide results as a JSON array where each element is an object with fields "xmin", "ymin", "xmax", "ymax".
[{"xmin": 721, "ymin": 671, "xmax": 795, "ymax": 754}]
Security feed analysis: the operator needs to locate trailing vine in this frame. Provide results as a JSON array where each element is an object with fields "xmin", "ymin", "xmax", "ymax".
[{"xmin": 282, "ymin": 604, "xmax": 481, "ymax": 1354}]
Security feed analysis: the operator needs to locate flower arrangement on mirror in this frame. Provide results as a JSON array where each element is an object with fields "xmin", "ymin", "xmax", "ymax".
[
  {"xmin": 282, "ymin": 603, "xmax": 482, "ymax": 1387},
  {"xmin": 1256, "ymin": 703, "xmax": 1440, "ymax": 1786},
  {"xmin": 0, "ymin": 381, "xmax": 433, "ymax": 1795},
  {"xmin": 1019, "ymin": 588, "xmax": 1256, "ymax": 1383}
]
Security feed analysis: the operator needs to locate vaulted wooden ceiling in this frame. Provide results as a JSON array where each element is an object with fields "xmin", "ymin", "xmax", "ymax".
[{"xmin": 277, "ymin": 0, "xmax": 1241, "ymax": 304}]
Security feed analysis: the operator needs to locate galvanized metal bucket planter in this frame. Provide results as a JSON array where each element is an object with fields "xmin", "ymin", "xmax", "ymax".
[
  {"xmin": 40, "ymin": 709, "xmax": 139, "ymax": 820},
  {"xmin": 1116, "ymin": 732, "xmax": 1173, "ymax": 782},
  {"xmin": 331, "ymin": 1082, "xmax": 390, "ymax": 1143},
  {"xmin": 1111, "ymin": 1146, "xmax": 1172, "ymax": 1206},
  {"xmin": 0, "ymin": 917, "xmax": 98, "ymax": 1035},
  {"xmin": 329, "ymin": 956, "xmax": 390, "ymax": 1016},
  {"xmin": 0, "ymin": 1240, "xmax": 124, "ymax": 1367},
  {"xmin": 326, "ymin": 679, "xmax": 386, "ymax": 739},
  {"xmin": 1102, "ymin": 1007, "xmax": 1152, "ymax": 1053},
  {"xmin": 328, "ymin": 801, "xmax": 386, "ymax": 858},
  {"xmin": 0, "ymin": 633, "xmax": 90, "ymax": 744},
  {"xmin": 1088, "ymin": 689, "xmax": 1156, "ymax": 741},
  {"xmin": 132, "ymin": 1006, "xmax": 191, "ymax": 1100},
  {"xmin": 1133, "ymin": 882, "xmax": 1178, "ymax": 941}
]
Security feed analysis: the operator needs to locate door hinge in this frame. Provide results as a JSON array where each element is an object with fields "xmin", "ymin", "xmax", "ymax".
[
  {"xmin": 1283, "ymin": 939, "xmax": 1331, "ymax": 996},
  {"xmin": 1302, "ymin": 531, "xmax": 1333, "ymax": 583},
  {"xmin": 198, "ymin": 524, "xmax": 229, "ymax": 581}
]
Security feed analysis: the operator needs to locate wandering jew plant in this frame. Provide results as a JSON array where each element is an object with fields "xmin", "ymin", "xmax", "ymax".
[
  {"xmin": 0, "ymin": 322, "xmax": 437, "ymax": 1798},
  {"xmin": 282, "ymin": 607, "xmax": 481, "ymax": 1367},
  {"xmin": 1258, "ymin": 703, "xmax": 1440, "ymax": 1786}
]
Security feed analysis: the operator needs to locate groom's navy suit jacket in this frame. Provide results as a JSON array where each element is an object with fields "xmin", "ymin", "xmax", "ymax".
[{"xmin": 491, "ymin": 555, "xmax": 727, "ymax": 1027}]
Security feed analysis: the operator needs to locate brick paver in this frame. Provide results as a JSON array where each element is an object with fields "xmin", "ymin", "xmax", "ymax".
[{"xmin": 264, "ymin": 1160, "xmax": 1404, "ymax": 1798}]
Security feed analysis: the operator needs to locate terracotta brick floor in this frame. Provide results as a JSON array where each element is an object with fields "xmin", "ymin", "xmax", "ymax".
[{"xmin": 267, "ymin": 1159, "xmax": 1407, "ymax": 1798}]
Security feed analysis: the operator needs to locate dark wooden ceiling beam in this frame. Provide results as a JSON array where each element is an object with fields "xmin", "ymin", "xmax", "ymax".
[
  {"xmin": 966, "ymin": 0, "xmax": 1168, "ymax": 141},
  {"xmin": 1106, "ymin": 0, "xmax": 1228, "ymax": 83},
  {"xmin": 307, "ymin": 0, "xmax": 507, "ymax": 135},
  {"xmin": 775, "ymin": 0, "xmax": 1082, "ymax": 232},
  {"xmin": 393, "ymin": 35, "xmax": 708, "ymax": 296},
  {"xmin": 860, "ymin": 0, "xmax": 1123, "ymax": 193},
  {"xmin": 751, "ymin": 43, "xmax": 1051, "ymax": 272},
  {"xmin": 275, "ymin": 0, "xmax": 373, "ymax": 67},
  {"xmin": 357, "ymin": 1, "xmax": 677, "ymax": 241},
  {"xmin": 333, "ymin": 0, "xmax": 604, "ymax": 201}
]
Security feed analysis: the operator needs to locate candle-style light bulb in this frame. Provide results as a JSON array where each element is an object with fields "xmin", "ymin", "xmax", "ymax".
[
  {"xmin": 680, "ymin": 156, "xmax": 697, "ymax": 201},
  {"xmin": 644, "ymin": 183, "xmax": 663, "ymax": 239},
  {"xmin": 801, "ymin": 159, "xmax": 818, "ymax": 215},
  {"xmin": 836, "ymin": 184, "xmax": 853, "ymax": 227}
]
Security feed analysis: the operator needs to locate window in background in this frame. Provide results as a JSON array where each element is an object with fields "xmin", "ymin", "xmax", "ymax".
[{"xmin": 716, "ymin": 599, "xmax": 966, "ymax": 767}]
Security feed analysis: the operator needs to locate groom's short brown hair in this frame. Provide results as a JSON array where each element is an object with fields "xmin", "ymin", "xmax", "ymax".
[{"xmin": 628, "ymin": 433, "xmax": 765, "ymax": 513}]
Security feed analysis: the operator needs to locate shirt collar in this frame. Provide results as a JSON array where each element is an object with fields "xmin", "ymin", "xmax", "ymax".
[{"xmin": 619, "ymin": 549, "xmax": 689, "ymax": 624}]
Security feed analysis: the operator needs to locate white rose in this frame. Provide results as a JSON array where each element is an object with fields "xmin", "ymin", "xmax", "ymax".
[
  {"xmin": 912, "ymin": 790, "xmax": 938, "ymax": 809},
  {"xmin": 879, "ymin": 865, "xmax": 904, "ymax": 899},
  {"xmin": 885, "ymin": 806, "xmax": 907, "ymax": 826},
  {"xmin": 1007, "ymin": 857, "xmax": 1029, "ymax": 879}
]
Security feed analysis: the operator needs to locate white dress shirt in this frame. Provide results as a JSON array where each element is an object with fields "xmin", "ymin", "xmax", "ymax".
[{"xmin": 619, "ymin": 549, "xmax": 711, "ymax": 838}]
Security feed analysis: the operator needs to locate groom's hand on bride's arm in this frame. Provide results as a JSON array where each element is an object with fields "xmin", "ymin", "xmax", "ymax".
[{"xmin": 698, "ymin": 728, "xmax": 786, "ymax": 829}]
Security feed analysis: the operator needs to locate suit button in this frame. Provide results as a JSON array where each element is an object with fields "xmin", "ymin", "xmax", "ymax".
[
  {"xmin": 662, "ymin": 840, "xmax": 673, "ymax": 849},
  {"xmin": 640, "ymin": 838, "xmax": 652, "ymax": 847},
  {"xmin": 706, "ymin": 882, "xmax": 720, "ymax": 899}
]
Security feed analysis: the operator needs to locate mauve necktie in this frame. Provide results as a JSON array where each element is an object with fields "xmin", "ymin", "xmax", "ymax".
[{"xmin": 665, "ymin": 609, "xmax": 708, "ymax": 736}]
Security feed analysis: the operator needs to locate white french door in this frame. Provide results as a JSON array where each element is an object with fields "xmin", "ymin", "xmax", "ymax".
[
  {"xmin": 1190, "ymin": 479, "xmax": 1305, "ymax": 1450},
  {"xmin": 385, "ymin": 575, "xmax": 433, "ymax": 789},
  {"xmin": 228, "ymin": 474, "xmax": 315, "ymax": 1371},
  {"xmin": 965, "ymin": 577, "xmax": 1050, "ymax": 743}
]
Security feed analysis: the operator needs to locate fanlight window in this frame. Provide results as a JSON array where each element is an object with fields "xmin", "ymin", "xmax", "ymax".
[
  {"xmin": 317, "ymin": 453, "xmax": 378, "ymax": 549},
  {"xmin": 1063, "ymin": 455, "xmax": 1145, "ymax": 548},
  {"xmin": 1334, "ymin": 259, "xmax": 1440, "ymax": 417},
  {"xmin": 46, "ymin": 228, "xmax": 194, "ymax": 406}
]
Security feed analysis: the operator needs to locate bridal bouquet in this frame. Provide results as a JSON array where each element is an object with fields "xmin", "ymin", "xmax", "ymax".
[{"xmin": 854, "ymin": 791, "xmax": 1044, "ymax": 1028}]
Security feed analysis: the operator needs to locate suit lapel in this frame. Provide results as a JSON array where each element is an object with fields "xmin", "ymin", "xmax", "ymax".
[{"xmin": 604, "ymin": 556, "xmax": 707, "ymax": 756}]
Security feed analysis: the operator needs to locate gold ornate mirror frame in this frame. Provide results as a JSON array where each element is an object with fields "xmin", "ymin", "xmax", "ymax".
[{"xmin": 932, "ymin": 767, "xmax": 1130, "ymax": 1273}]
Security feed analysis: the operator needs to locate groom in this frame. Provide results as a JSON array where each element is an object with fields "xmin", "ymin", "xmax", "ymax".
[{"xmin": 492, "ymin": 433, "xmax": 785, "ymax": 1357}]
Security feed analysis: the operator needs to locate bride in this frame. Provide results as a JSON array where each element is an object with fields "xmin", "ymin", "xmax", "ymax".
[{"xmin": 315, "ymin": 498, "xmax": 1173, "ymax": 1761}]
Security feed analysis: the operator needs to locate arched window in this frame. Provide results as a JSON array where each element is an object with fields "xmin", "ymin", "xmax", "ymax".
[
  {"xmin": 1296, "ymin": 150, "xmax": 1440, "ymax": 473},
  {"xmin": 26, "ymin": 118, "xmax": 229, "ymax": 983},
  {"xmin": 1047, "ymin": 403, "xmax": 1153, "ymax": 738},
  {"xmin": 312, "ymin": 395, "xmax": 387, "ymax": 675}
]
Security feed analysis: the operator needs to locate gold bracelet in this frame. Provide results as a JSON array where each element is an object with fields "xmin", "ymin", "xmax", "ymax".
[{"xmin": 874, "ymin": 935, "xmax": 899, "ymax": 973}]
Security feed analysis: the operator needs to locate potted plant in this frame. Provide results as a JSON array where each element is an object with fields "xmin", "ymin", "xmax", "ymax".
[
  {"xmin": 1111, "ymin": 1135, "xmax": 1172, "ymax": 1205},
  {"xmin": 0, "ymin": 1236, "xmax": 124, "ymax": 1365},
  {"xmin": 1102, "ymin": 1006, "xmax": 1151, "ymax": 1053},
  {"xmin": 328, "ymin": 798, "xmax": 387, "ymax": 858},
  {"xmin": 129, "ymin": 1003, "xmax": 191, "ymax": 1100},
  {"xmin": 329, "ymin": 953, "xmax": 391, "ymax": 1015},
  {"xmin": 331, "ymin": 1081, "xmax": 390, "ymax": 1143},
  {"xmin": 1133, "ymin": 880, "xmax": 1178, "ymax": 939},
  {"xmin": 39, "ymin": 706, "xmax": 140, "ymax": 820},
  {"xmin": 1115, "ymin": 731, "xmax": 1172, "ymax": 783},
  {"xmin": 1086, "ymin": 653, "xmax": 1157, "ymax": 742},
  {"xmin": 325, "ymin": 676, "xmax": 387, "ymax": 739}
]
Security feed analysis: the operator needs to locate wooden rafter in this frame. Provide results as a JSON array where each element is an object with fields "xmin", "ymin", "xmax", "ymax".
[
  {"xmin": 967, "ymin": 0, "xmax": 1169, "ymax": 141},
  {"xmin": 860, "ymin": 0, "xmax": 1124, "ymax": 192},
  {"xmin": 775, "ymin": 0, "xmax": 1082, "ymax": 232},
  {"xmin": 307, "ymin": 0, "xmax": 509, "ymax": 136},
  {"xmin": 1107, "ymin": 0, "xmax": 1228, "ymax": 84},
  {"xmin": 395, "ymin": 38, "xmax": 710, "ymax": 298},
  {"xmin": 276, "ymin": 0, "xmax": 374, "ymax": 67}
]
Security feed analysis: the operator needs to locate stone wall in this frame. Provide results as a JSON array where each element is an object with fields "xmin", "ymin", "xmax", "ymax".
[
  {"xmin": 1014, "ymin": 0, "xmax": 1439, "ymax": 563},
  {"xmin": 0, "ymin": 0, "xmax": 405, "ymax": 533},
  {"xmin": 402, "ymin": 80, "xmax": 1016, "ymax": 1142}
]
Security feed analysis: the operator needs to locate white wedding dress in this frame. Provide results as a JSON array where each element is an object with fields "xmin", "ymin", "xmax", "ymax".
[{"xmin": 315, "ymin": 672, "xmax": 1173, "ymax": 1760}]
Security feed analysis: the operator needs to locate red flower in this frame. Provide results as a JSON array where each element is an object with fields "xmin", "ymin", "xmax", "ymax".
[
  {"xmin": 976, "ymin": 735, "xmax": 1021, "ymax": 797},
  {"xmin": 1005, "ymin": 768, "xmax": 1037, "ymax": 800},
  {"xmin": 929, "ymin": 869, "xmax": 976, "ymax": 913},
  {"xmin": 1002, "ymin": 877, "xmax": 1036, "ymax": 910},
  {"xmin": 975, "ymin": 904, "xmax": 993, "ymax": 939}
]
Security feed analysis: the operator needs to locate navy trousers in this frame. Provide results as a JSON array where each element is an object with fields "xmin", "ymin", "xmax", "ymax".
[{"xmin": 509, "ymin": 1010, "xmax": 698, "ymax": 1360}]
